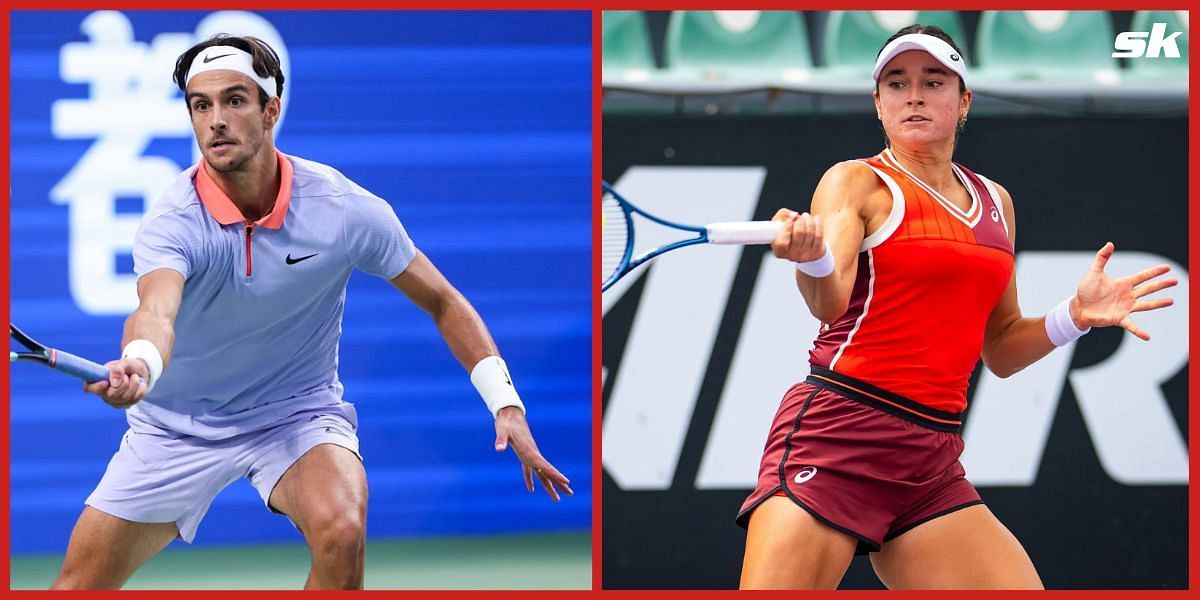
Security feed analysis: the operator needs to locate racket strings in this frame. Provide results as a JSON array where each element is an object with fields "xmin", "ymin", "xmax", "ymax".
[{"xmin": 602, "ymin": 194, "xmax": 631, "ymax": 287}]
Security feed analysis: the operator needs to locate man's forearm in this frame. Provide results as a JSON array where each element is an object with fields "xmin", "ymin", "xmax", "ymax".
[
  {"xmin": 122, "ymin": 309, "xmax": 176, "ymax": 369},
  {"xmin": 432, "ymin": 290, "xmax": 499, "ymax": 371}
]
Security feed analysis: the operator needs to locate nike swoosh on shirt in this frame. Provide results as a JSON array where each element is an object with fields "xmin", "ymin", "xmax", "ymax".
[
  {"xmin": 285, "ymin": 253, "xmax": 318, "ymax": 265},
  {"xmin": 203, "ymin": 53, "xmax": 235, "ymax": 63}
]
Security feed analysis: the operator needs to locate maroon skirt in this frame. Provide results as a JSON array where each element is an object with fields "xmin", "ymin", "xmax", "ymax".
[{"xmin": 737, "ymin": 367, "xmax": 983, "ymax": 555}]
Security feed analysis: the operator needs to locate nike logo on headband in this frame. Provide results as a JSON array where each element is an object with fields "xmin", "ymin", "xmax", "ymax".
[{"xmin": 202, "ymin": 53, "xmax": 235, "ymax": 63}]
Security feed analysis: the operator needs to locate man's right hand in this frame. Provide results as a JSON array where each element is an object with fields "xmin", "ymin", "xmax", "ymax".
[{"xmin": 83, "ymin": 358, "xmax": 150, "ymax": 409}]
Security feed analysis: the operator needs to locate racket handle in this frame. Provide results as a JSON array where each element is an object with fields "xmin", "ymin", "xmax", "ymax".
[
  {"xmin": 52, "ymin": 349, "xmax": 111, "ymax": 383},
  {"xmin": 706, "ymin": 221, "xmax": 783, "ymax": 245}
]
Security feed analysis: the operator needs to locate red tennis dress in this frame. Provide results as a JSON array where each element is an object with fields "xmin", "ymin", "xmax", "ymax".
[{"xmin": 737, "ymin": 149, "xmax": 1014, "ymax": 554}]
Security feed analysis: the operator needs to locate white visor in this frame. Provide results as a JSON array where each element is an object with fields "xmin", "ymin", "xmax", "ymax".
[
  {"xmin": 872, "ymin": 33, "xmax": 969, "ymax": 88},
  {"xmin": 185, "ymin": 45, "xmax": 278, "ymax": 98}
]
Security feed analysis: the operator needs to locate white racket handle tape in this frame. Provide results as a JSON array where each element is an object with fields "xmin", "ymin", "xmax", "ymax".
[
  {"xmin": 793, "ymin": 242, "xmax": 835, "ymax": 278},
  {"xmin": 122, "ymin": 339, "xmax": 163, "ymax": 392},
  {"xmin": 1045, "ymin": 297, "xmax": 1090, "ymax": 346},
  {"xmin": 705, "ymin": 221, "xmax": 783, "ymax": 245},
  {"xmin": 470, "ymin": 355, "xmax": 526, "ymax": 418}
]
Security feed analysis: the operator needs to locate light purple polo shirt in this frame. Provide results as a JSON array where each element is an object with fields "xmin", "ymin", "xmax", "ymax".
[{"xmin": 128, "ymin": 151, "xmax": 416, "ymax": 440}]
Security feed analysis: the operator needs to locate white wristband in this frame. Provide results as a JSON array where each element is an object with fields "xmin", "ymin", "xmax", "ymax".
[
  {"xmin": 1045, "ymin": 297, "xmax": 1090, "ymax": 346},
  {"xmin": 470, "ymin": 355, "xmax": 526, "ymax": 418},
  {"xmin": 122, "ymin": 339, "xmax": 163, "ymax": 392},
  {"xmin": 792, "ymin": 242, "xmax": 835, "ymax": 278}
]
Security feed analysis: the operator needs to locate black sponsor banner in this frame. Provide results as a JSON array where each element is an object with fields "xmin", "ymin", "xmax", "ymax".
[{"xmin": 602, "ymin": 114, "xmax": 1187, "ymax": 590}]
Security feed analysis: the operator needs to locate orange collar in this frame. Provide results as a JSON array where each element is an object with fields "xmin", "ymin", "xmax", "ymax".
[{"xmin": 194, "ymin": 150, "xmax": 293, "ymax": 229}]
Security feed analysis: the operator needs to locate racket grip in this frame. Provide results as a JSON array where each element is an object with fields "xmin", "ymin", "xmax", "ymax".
[
  {"xmin": 52, "ymin": 350, "xmax": 111, "ymax": 383},
  {"xmin": 706, "ymin": 221, "xmax": 783, "ymax": 245}
]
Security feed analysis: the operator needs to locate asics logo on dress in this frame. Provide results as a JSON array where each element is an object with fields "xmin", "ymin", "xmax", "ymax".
[{"xmin": 793, "ymin": 466, "xmax": 818, "ymax": 484}]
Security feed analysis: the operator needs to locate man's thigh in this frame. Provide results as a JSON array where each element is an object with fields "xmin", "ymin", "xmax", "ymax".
[
  {"xmin": 267, "ymin": 443, "xmax": 367, "ymax": 535},
  {"xmin": 52, "ymin": 507, "xmax": 179, "ymax": 590}
]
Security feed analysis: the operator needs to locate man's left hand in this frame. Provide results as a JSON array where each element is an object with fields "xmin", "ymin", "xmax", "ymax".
[{"xmin": 494, "ymin": 406, "xmax": 573, "ymax": 501}]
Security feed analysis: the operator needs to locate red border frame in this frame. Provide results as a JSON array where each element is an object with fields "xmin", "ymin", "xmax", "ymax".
[
  {"xmin": 1, "ymin": 5, "xmax": 11, "ymax": 594},
  {"xmin": 1188, "ymin": 3, "xmax": 1196, "ymax": 592}
]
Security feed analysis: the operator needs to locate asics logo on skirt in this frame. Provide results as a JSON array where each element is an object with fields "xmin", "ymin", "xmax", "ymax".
[{"xmin": 793, "ymin": 466, "xmax": 818, "ymax": 484}]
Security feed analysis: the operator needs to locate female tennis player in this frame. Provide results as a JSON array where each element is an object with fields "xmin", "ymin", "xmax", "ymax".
[{"xmin": 736, "ymin": 25, "xmax": 1177, "ymax": 590}]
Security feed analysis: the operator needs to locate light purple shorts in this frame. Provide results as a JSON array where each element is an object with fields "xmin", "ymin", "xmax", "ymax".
[{"xmin": 85, "ymin": 404, "xmax": 361, "ymax": 543}]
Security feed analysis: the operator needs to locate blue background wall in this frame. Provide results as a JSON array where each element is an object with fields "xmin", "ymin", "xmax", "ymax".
[{"xmin": 10, "ymin": 10, "xmax": 592, "ymax": 554}]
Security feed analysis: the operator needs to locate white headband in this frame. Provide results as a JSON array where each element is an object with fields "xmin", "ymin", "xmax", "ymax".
[
  {"xmin": 872, "ymin": 33, "xmax": 969, "ymax": 88},
  {"xmin": 185, "ymin": 45, "xmax": 278, "ymax": 98}
]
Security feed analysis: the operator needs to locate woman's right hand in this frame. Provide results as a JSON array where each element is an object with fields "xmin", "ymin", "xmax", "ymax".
[{"xmin": 770, "ymin": 209, "xmax": 826, "ymax": 264}]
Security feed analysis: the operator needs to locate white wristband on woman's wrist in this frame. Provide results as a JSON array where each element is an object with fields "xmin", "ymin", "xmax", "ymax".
[
  {"xmin": 470, "ymin": 355, "xmax": 526, "ymax": 418},
  {"xmin": 1045, "ymin": 297, "xmax": 1090, "ymax": 346},
  {"xmin": 121, "ymin": 339, "xmax": 163, "ymax": 392},
  {"xmin": 792, "ymin": 242, "xmax": 835, "ymax": 278}
]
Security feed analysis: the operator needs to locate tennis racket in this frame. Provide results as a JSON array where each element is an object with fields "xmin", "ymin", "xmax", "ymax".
[
  {"xmin": 10, "ymin": 323, "xmax": 111, "ymax": 383},
  {"xmin": 602, "ymin": 180, "xmax": 782, "ymax": 291}
]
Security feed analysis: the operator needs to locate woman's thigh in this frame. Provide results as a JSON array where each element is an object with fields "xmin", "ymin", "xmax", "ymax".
[
  {"xmin": 870, "ymin": 504, "xmax": 1043, "ymax": 590},
  {"xmin": 740, "ymin": 495, "xmax": 859, "ymax": 590}
]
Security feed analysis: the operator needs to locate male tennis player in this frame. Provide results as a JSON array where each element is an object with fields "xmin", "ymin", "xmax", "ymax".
[{"xmin": 51, "ymin": 34, "xmax": 572, "ymax": 591}]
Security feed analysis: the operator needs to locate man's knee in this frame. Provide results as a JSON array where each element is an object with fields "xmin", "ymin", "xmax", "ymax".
[
  {"xmin": 48, "ymin": 508, "xmax": 177, "ymax": 590},
  {"xmin": 308, "ymin": 509, "xmax": 366, "ymax": 559},
  {"xmin": 50, "ymin": 561, "xmax": 120, "ymax": 591},
  {"xmin": 49, "ymin": 570, "xmax": 90, "ymax": 591},
  {"xmin": 304, "ymin": 508, "xmax": 366, "ymax": 589}
]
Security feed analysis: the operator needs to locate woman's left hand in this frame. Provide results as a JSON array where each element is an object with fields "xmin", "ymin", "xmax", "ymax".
[{"xmin": 1072, "ymin": 242, "xmax": 1178, "ymax": 340}]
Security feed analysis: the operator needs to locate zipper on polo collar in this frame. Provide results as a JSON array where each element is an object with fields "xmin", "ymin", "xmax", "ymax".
[{"xmin": 244, "ymin": 223, "xmax": 255, "ymax": 279}]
